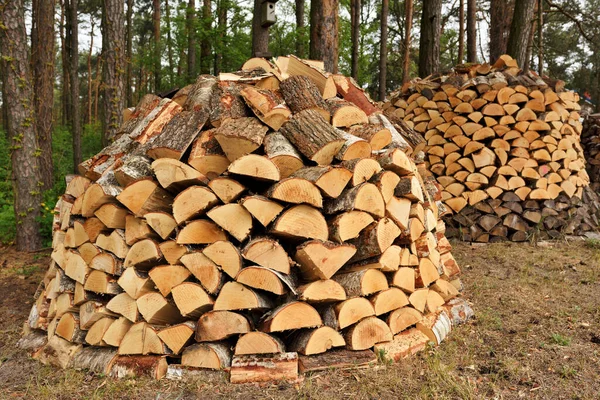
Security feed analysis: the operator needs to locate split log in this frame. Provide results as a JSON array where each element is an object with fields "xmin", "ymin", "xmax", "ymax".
[
  {"xmin": 202, "ymin": 240, "xmax": 243, "ymax": 279},
  {"xmin": 235, "ymin": 332, "xmax": 286, "ymax": 355},
  {"xmin": 240, "ymin": 195, "xmax": 285, "ymax": 227},
  {"xmin": 291, "ymin": 166, "xmax": 352, "ymax": 199},
  {"xmin": 242, "ymin": 237, "xmax": 291, "ymax": 274},
  {"xmin": 151, "ymin": 158, "xmax": 208, "ymax": 192},
  {"xmin": 344, "ymin": 316, "xmax": 393, "ymax": 350},
  {"xmin": 271, "ymin": 205, "xmax": 329, "ymax": 241},
  {"xmin": 230, "ymin": 352, "xmax": 298, "ymax": 384},
  {"xmin": 240, "ymin": 86, "xmax": 291, "ymax": 130},
  {"xmin": 288, "ymin": 326, "xmax": 345, "ymax": 355},
  {"xmin": 187, "ymin": 129, "xmax": 230, "ymax": 179},
  {"xmin": 322, "ymin": 297, "xmax": 375, "ymax": 330},
  {"xmin": 181, "ymin": 342, "xmax": 232, "ymax": 369},
  {"xmin": 207, "ymin": 204, "xmax": 254, "ymax": 242},
  {"xmin": 195, "ymin": 310, "xmax": 251, "ymax": 342},
  {"xmin": 263, "ymin": 132, "xmax": 305, "ymax": 179},
  {"xmin": 171, "ymin": 282, "xmax": 214, "ymax": 318},
  {"xmin": 214, "ymin": 117, "xmax": 268, "ymax": 161},
  {"xmin": 373, "ymin": 328, "xmax": 430, "ymax": 362},
  {"xmin": 157, "ymin": 321, "xmax": 196, "ymax": 354},
  {"xmin": 294, "ymin": 240, "xmax": 356, "ymax": 280},
  {"xmin": 265, "ymin": 177, "xmax": 323, "ymax": 208},
  {"xmin": 136, "ymin": 292, "xmax": 183, "ymax": 325},
  {"xmin": 116, "ymin": 178, "xmax": 173, "ymax": 217},
  {"xmin": 297, "ymin": 280, "xmax": 347, "ymax": 303},
  {"xmin": 324, "ymin": 183, "xmax": 385, "ymax": 218},
  {"xmin": 213, "ymin": 282, "xmax": 273, "ymax": 311},
  {"xmin": 109, "ymin": 355, "xmax": 168, "ymax": 379},
  {"xmin": 180, "ymin": 252, "xmax": 225, "ymax": 295},
  {"xmin": 279, "ymin": 75, "xmax": 329, "ymax": 121},
  {"xmin": 260, "ymin": 301, "xmax": 322, "ymax": 332}
]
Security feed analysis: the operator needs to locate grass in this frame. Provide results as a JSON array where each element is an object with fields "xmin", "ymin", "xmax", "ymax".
[{"xmin": 1, "ymin": 240, "xmax": 600, "ymax": 399}]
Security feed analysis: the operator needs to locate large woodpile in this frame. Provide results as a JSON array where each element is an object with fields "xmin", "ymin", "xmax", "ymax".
[
  {"xmin": 383, "ymin": 55, "xmax": 600, "ymax": 242},
  {"xmin": 19, "ymin": 56, "xmax": 472, "ymax": 383},
  {"xmin": 582, "ymin": 113, "xmax": 600, "ymax": 192}
]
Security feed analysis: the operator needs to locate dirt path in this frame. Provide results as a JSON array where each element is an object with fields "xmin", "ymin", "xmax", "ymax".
[{"xmin": 0, "ymin": 240, "xmax": 598, "ymax": 399}]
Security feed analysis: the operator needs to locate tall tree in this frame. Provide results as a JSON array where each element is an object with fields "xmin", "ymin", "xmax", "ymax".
[
  {"xmin": 378, "ymin": 0, "xmax": 388, "ymax": 100},
  {"xmin": 418, "ymin": 0, "xmax": 441, "ymax": 77},
  {"xmin": 87, "ymin": 18, "xmax": 95, "ymax": 124},
  {"xmin": 466, "ymin": 0, "xmax": 477, "ymax": 62},
  {"xmin": 252, "ymin": 0, "xmax": 270, "ymax": 56},
  {"xmin": 214, "ymin": 0, "xmax": 227, "ymax": 75},
  {"xmin": 126, "ymin": 0, "xmax": 133, "ymax": 105},
  {"xmin": 0, "ymin": 0, "xmax": 43, "ymax": 251},
  {"xmin": 102, "ymin": 0, "xmax": 125, "ymax": 144},
  {"xmin": 458, "ymin": 0, "xmax": 464, "ymax": 63},
  {"xmin": 68, "ymin": 0, "xmax": 82, "ymax": 171},
  {"xmin": 60, "ymin": 0, "xmax": 71, "ymax": 126},
  {"xmin": 296, "ymin": 0, "xmax": 306, "ymax": 58},
  {"xmin": 32, "ymin": 0, "xmax": 55, "ymax": 188},
  {"xmin": 153, "ymin": 0, "xmax": 161, "ymax": 91},
  {"xmin": 489, "ymin": 0, "xmax": 513, "ymax": 63},
  {"xmin": 200, "ymin": 0, "xmax": 212, "ymax": 73},
  {"xmin": 187, "ymin": 0, "xmax": 196, "ymax": 81},
  {"xmin": 506, "ymin": 0, "xmax": 536, "ymax": 67},
  {"xmin": 309, "ymin": 0, "xmax": 339, "ymax": 72},
  {"xmin": 165, "ymin": 0, "xmax": 175, "ymax": 84},
  {"xmin": 402, "ymin": 0, "xmax": 413, "ymax": 83},
  {"xmin": 350, "ymin": 0, "xmax": 360, "ymax": 79},
  {"xmin": 537, "ymin": 0, "xmax": 543, "ymax": 75}
]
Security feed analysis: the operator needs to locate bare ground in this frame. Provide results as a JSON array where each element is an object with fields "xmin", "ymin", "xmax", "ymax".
[{"xmin": 0, "ymin": 240, "xmax": 599, "ymax": 400}]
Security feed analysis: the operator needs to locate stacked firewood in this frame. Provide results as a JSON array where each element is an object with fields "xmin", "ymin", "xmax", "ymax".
[
  {"xmin": 382, "ymin": 54, "xmax": 600, "ymax": 242},
  {"xmin": 582, "ymin": 113, "xmax": 600, "ymax": 192},
  {"xmin": 19, "ymin": 57, "xmax": 472, "ymax": 382}
]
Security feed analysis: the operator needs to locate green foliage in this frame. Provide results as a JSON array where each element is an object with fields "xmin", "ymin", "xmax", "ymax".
[
  {"xmin": 550, "ymin": 333, "xmax": 571, "ymax": 347},
  {"xmin": 0, "ymin": 124, "xmax": 103, "ymax": 247}
]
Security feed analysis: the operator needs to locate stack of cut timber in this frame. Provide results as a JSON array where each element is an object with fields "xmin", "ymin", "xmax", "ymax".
[
  {"xmin": 582, "ymin": 113, "xmax": 600, "ymax": 191},
  {"xmin": 382, "ymin": 54, "xmax": 600, "ymax": 242},
  {"xmin": 20, "ymin": 56, "xmax": 472, "ymax": 383}
]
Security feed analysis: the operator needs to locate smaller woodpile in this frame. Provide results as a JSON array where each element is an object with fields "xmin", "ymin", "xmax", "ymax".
[
  {"xmin": 19, "ymin": 56, "xmax": 472, "ymax": 383},
  {"xmin": 582, "ymin": 113, "xmax": 600, "ymax": 192},
  {"xmin": 383, "ymin": 55, "xmax": 600, "ymax": 242}
]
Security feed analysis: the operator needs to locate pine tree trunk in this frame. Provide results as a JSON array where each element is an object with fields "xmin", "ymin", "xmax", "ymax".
[
  {"xmin": 537, "ymin": 0, "xmax": 543, "ymax": 76},
  {"xmin": 252, "ymin": 0, "xmax": 270, "ymax": 57},
  {"xmin": 87, "ymin": 20, "xmax": 94, "ymax": 124},
  {"xmin": 153, "ymin": 0, "xmax": 161, "ymax": 92},
  {"xmin": 489, "ymin": 0, "xmax": 513, "ymax": 64},
  {"xmin": 60, "ymin": 0, "xmax": 71, "ymax": 126},
  {"xmin": 418, "ymin": 0, "xmax": 441, "ymax": 77},
  {"xmin": 32, "ymin": 0, "xmax": 55, "ymax": 189},
  {"xmin": 102, "ymin": 0, "xmax": 126, "ymax": 144},
  {"xmin": 402, "ymin": 0, "xmax": 413, "ymax": 84},
  {"xmin": 70, "ymin": 0, "xmax": 82, "ymax": 172},
  {"xmin": 186, "ymin": 0, "xmax": 196, "ymax": 82},
  {"xmin": 506, "ymin": 0, "xmax": 536, "ymax": 67},
  {"xmin": 165, "ymin": 0, "xmax": 175, "ymax": 84},
  {"xmin": 0, "ymin": 0, "xmax": 43, "ymax": 251},
  {"xmin": 378, "ymin": 0, "xmax": 388, "ymax": 101},
  {"xmin": 457, "ymin": 0, "xmax": 464, "ymax": 63},
  {"xmin": 200, "ymin": 0, "xmax": 211, "ymax": 73},
  {"xmin": 466, "ymin": 0, "xmax": 476, "ymax": 62},
  {"xmin": 309, "ymin": 0, "xmax": 338, "ymax": 73},
  {"xmin": 350, "ymin": 0, "xmax": 360, "ymax": 79},
  {"xmin": 126, "ymin": 0, "xmax": 133, "ymax": 106},
  {"xmin": 296, "ymin": 0, "xmax": 305, "ymax": 58},
  {"xmin": 214, "ymin": 0, "xmax": 226, "ymax": 75}
]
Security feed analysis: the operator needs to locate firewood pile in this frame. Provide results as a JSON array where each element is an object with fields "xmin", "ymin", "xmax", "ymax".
[
  {"xmin": 18, "ymin": 56, "xmax": 472, "ymax": 383},
  {"xmin": 582, "ymin": 113, "xmax": 600, "ymax": 192},
  {"xmin": 382, "ymin": 54, "xmax": 600, "ymax": 242}
]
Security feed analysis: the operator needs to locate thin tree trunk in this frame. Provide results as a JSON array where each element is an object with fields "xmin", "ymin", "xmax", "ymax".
[
  {"xmin": 60, "ymin": 0, "xmax": 71, "ymax": 126},
  {"xmin": 32, "ymin": 0, "xmax": 55, "ymax": 189},
  {"xmin": 0, "ymin": 0, "xmax": 43, "ymax": 251},
  {"xmin": 214, "ymin": 0, "xmax": 227, "ymax": 75},
  {"xmin": 457, "ymin": 0, "xmax": 464, "ymax": 63},
  {"xmin": 87, "ymin": 20, "xmax": 94, "ymax": 125},
  {"xmin": 296, "ymin": 0, "xmax": 305, "ymax": 58},
  {"xmin": 402, "ymin": 0, "xmax": 413, "ymax": 83},
  {"xmin": 153, "ymin": 0, "xmax": 161, "ymax": 92},
  {"xmin": 506, "ymin": 0, "xmax": 536, "ymax": 67},
  {"xmin": 126, "ymin": 0, "xmax": 133, "ymax": 106},
  {"xmin": 94, "ymin": 56, "xmax": 102, "ymax": 123},
  {"xmin": 252, "ymin": 0, "xmax": 270, "ymax": 57},
  {"xmin": 309, "ymin": 0, "xmax": 338, "ymax": 73},
  {"xmin": 69, "ymin": 0, "xmax": 82, "ymax": 172},
  {"xmin": 418, "ymin": 0, "xmax": 441, "ymax": 77},
  {"xmin": 378, "ymin": 0, "xmax": 388, "ymax": 101},
  {"xmin": 489, "ymin": 0, "xmax": 513, "ymax": 63},
  {"xmin": 350, "ymin": 0, "xmax": 360, "ymax": 79},
  {"xmin": 102, "ymin": 0, "xmax": 125, "ymax": 144},
  {"xmin": 537, "ymin": 0, "xmax": 543, "ymax": 75},
  {"xmin": 165, "ymin": 0, "xmax": 175, "ymax": 85},
  {"xmin": 466, "ymin": 0, "xmax": 476, "ymax": 62},
  {"xmin": 200, "ymin": 0, "xmax": 211, "ymax": 73},
  {"xmin": 522, "ymin": 8, "xmax": 536, "ymax": 72},
  {"xmin": 187, "ymin": 0, "xmax": 196, "ymax": 82}
]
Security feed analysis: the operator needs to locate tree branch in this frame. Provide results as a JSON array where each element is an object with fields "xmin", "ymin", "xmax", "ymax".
[{"xmin": 544, "ymin": 0, "xmax": 594, "ymax": 44}]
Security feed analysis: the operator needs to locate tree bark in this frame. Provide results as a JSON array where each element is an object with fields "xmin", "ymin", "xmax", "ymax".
[
  {"xmin": 309, "ymin": 0, "xmax": 338, "ymax": 73},
  {"xmin": 69, "ymin": 0, "xmax": 82, "ymax": 172},
  {"xmin": 418, "ymin": 0, "xmax": 441, "ymax": 77},
  {"xmin": 296, "ymin": 0, "xmax": 305, "ymax": 58},
  {"xmin": 506, "ymin": 0, "xmax": 536, "ymax": 68},
  {"xmin": 200, "ymin": 0, "xmax": 211, "ymax": 73},
  {"xmin": 252, "ymin": 0, "xmax": 270, "ymax": 57},
  {"xmin": 214, "ymin": 0, "xmax": 227, "ymax": 75},
  {"xmin": 489, "ymin": 0, "xmax": 513, "ymax": 64},
  {"xmin": 457, "ymin": 0, "xmax": 464, "ymax": 63},
  {"xmin": 466, "ymin": 0, "xmax": 476, "ymax": 62},
  {"xmin": 32, "ymin": 0, "xmax": 55, "ymax": 189},
  {"xmin": 102, "ymin": 0, "xmax": 126, "ymax": 144},
  {"xmin": 402, "ymin": 0, "xmax": 413, "ymax": 83},
  {"xmin": 0, "ymin": 0, "xmax": 43, "ymax": 251},
  {"xmin": 87, "ymin": 19, "xmax": 94, "ymax": 124},
  {"xmin": 60, "ymin": 0, "xmax": 71, "ymax": 126},
  {"xmin": 126, "ymin": 0, "xmax": 133, "ymax": 106},
  {"xmin": 153, "ymin": 0, "xmax": 161, "ymax": 92},
  {"xmin": 378, "ymin": 0, "xmax": 388, "ymax": 101},
  {"xmin": 165, "ymin": 0, "xmax": 175, "ymax": 84},
  {"xmin": 187, "ymin": 0, "xmax": 196, "ymax": 82},
  {"xmin": 350, "ymin": 0, "xmax": 360, "ymax": 79},
  {"xmin": 537, "ymin": 0, "xmax": 543, "ymax": 75}
]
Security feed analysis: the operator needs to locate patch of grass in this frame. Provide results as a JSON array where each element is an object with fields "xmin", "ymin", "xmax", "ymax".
[
  {"xmin": 550, "ymin": 333, "xmax": 572, "ymax": 346},
  {"xmin": 584, "ymin": 238, "xmax": 600, "ymax": 249},
  {"xmin": 11, "ymin": 264, "xmax": 40, "ymax": 277},
  {"xmin": 559, "ymin": 365, "xmax": 577, "ymax": 379}
]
